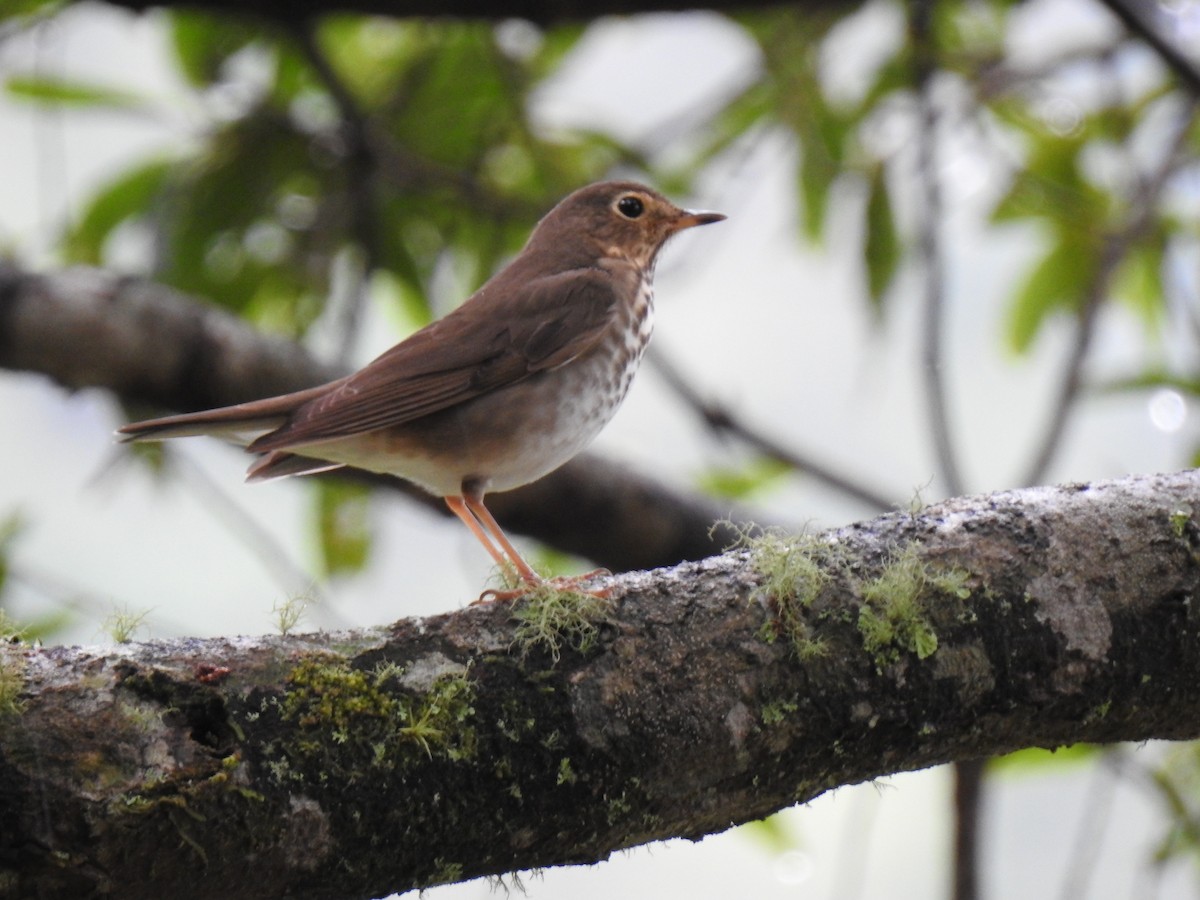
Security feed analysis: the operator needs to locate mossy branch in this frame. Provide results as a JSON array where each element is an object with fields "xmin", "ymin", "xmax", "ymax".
[{"xmin": 4, "ymin": 470, "xmax": 1200, "ymax": 899}]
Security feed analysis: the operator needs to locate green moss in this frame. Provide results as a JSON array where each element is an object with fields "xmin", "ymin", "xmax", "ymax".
[
  {"xmin": 737, "ymin": 526, "xmax": 843, "ymax": 662},
  {"xmin": 111, "ymin": 751, "xmax": 267, "ymax": 863},
  {"xmin": 428, "ymin": 858, "xmax": 464, "ymax": 886},
  {"xmin": 556, "ymin": 757, "xmax": 576, "ymax": 786},
  {"xmin": 1170, "ymin": 505, "xmax": 1193, "ymax": 538},
  {"xmin": 761, "ymin": 696, "xmax": 798, "ymax": 726},
  {"xmin": 794, "ymin": 634, "xmax": 829, "ymax": 661},
  {"xmin": 739, "ymin": 524, "xmax": 974, "ymax": 670},
  {"xmin": 103, "ymin": 603, "xmax": 149, "ymax": 644},
  {"xmin": 0, "ymin": 609, "xmax": 26, "ymax": 642},
  {"xmin": 510, "ymin": 584, "xmax": 614, "ymax": 663},
  {"xmin": 1085, "ymin": 699, "xmax": 1112, "ymax": 723},
  {"xmin": 278, "ymin": 657, "xmax": 477, "ymax": 770},
  {"xmin": 0, "ymin": 654, "xmax": 26, "ymax": 718},
  {"xmin": 605, "ymin": 790, "xmax": 633, "ymax": 824},
  {"xmin": 1169, "ymin": 506, "xmax": 1200, "ymax": 564},
  {"xmin": 744, "ymin": 528, "xmax": 830, "ymax": 606},
  {"xmin": 857, "ymin": 544, "xmax": 971, "ymax": 666},
  {"xmin": 271, "ymin": 594, "xmax": 309, "ymax": 636}
]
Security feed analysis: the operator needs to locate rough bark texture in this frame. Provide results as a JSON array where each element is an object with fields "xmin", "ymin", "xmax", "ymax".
[
  {"xmin": 3, "ymin": 469, "xmax": 1199, "ymax": 899},
  {"xmin": 0, "ymin": 263, "xmax": 746, "ymax": 572}
]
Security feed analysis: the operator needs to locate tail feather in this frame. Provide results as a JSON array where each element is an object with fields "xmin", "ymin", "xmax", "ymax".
[
  {"xmin": 117, "ymin": 414, "xmax": 287, "ymax": 446},
  {"xmin": 246, "ymin": 451, "xmax": 345, "ymax": 482},
  {"xmin": 117, "ymin": 381, "xmax": 338, "ymax": 446}
]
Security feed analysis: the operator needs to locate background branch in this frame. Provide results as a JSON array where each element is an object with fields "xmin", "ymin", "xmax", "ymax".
[
  {"xmin": 648, "ymin": 346, "xmax": 898, "ymax": 512},
  {"xmin": 1096, "ymin": 0, "xmax": 1200, "ymax": 96}
]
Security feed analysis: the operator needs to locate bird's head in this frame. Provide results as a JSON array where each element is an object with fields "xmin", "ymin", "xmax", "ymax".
[{"xmin": 527, "ymin": 181, "xmax": 725, "ymax": 271}]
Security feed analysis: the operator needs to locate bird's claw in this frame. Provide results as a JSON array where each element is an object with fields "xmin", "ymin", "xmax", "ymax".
[{"xmin": 472, "ymin": 568, "xmax": 613, "ymax": 605}]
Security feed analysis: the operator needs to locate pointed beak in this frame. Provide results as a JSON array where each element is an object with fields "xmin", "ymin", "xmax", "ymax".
[{"xmin": 671, "ymin": 209, "xmax": 726, "ymax": 232}]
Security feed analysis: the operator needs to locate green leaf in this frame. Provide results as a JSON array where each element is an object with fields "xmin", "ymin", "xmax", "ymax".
[
  {"xmin": 737, "ymin": 812, "xmax": 799, "ymax": 855},
  {"xmin": 169, "ymin": 11, "xmax": 258, "ymax": 87},
  {"xmin": 989, "ymin": 743, "xmax": 1100, "ymax": 774},
  {"xmin": 1098, "ymin": 371, "xmax": 1200, "ymax": 396},
  {"xmin": 314, "ymin": 481, "xmax": 372, "ymax": 577},
  {"xmin": 2, "ymin": 0, "xmax": 66, "ymax": 15},
  {"xmin": 154, "ymin": 113, "xmax": 331, "ymax": 324},
  {"xmin": 318, "ymin": 16, "xmax": 420, "ymax": 107},
  {"xmin": 990, "ymin": 129, "xmax": 1106, "ymax": 230},
  {"xmin": 864, "ymin": 164, "xmax": 901, "ymax": 313},
  {"xmin": 795, "ymin": 91, "xmax": 848, "ymax": 240},
  {"xmin": 1112, "ymin": 234, "xmax": 1166, "ymax": 327},
  {"xmin": 1005, "ymin": 235, "xmax": 1094, "ymax": 354},
  {"xmin": 697, "ymin": 458, "xmax": 789, "ymax": 500},
  {"xmin": 690, "ymin": 80, "xmax": 774, "ymax": 170},
  {"xmin": 5, "ymin": 76, "xmax": 146, "ymax": 110},
  {"xmin": 62, "ymin": 159, "xmax": 174, "ymax": 264}
]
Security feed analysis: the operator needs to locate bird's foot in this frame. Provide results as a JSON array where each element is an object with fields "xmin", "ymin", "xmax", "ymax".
[{"xmin": 474, "ymin": 568, "xmax": 613, "ymax": 604}]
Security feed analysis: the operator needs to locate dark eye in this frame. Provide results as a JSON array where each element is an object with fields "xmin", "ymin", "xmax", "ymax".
[{"xmin": 616, "ymin": 195, "xmax": 644, "ymax": 219}]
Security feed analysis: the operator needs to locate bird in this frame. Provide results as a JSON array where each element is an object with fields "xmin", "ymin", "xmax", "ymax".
[{"xmin": 118, "ymin": 181, "xmax": 725, "ymax": 600}]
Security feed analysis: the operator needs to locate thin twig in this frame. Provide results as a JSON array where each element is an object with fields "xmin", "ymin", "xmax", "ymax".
[
  {"xmin": 1097, "ymin": 0, "xmax": 1200, "ymax": 96},
  {"xmin": 913, "ymin": 0, "xmax": 963, "ymax": 499},
  {"xmin": 647, "ymin": 346, "xmax": 896, "ymax": 513}
]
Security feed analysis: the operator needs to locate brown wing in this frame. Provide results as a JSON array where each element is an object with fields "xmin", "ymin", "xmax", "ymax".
[{"xmin": 248, "ymin": 267, "xmax": 619, "ymax": 453}]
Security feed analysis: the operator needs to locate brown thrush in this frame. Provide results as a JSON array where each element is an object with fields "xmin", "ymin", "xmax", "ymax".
[{"xmin": 118, "ymin": 181, "xmax": 725, "ymax": 599}]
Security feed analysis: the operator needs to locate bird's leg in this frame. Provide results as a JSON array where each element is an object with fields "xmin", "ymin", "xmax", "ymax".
[
  {"xmin": 460, "ymin": 493, "xmax": 610, "ymax": 603},
  {"xmin": 445, "ymin": 494, "xmax": 547, "ymax": 604},
  {"xmin": 443, "ymin": 496, "xmax": 530, "ymax": 582},
  {"xmin": 460, "ymin": 493, "xmax": 541, "ymax": 584}
]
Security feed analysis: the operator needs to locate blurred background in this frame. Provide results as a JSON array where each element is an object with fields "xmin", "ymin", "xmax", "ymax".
[{"xmin": 2, "ymin": 0, "xmax": 1199, "ymax": 897}]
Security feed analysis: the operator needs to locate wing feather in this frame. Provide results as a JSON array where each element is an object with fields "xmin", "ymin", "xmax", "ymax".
[{"xmin": 249, "ymin": 267, "xmax": 617, "ymax": 453}]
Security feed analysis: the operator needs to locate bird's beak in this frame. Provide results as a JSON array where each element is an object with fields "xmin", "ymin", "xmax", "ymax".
[{"xmin": 671, "ymin": 209, "xmax": 726, "ymax": 232}]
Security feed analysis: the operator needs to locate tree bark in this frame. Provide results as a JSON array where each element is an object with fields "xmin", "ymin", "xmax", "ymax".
[
  {"xmin": 0, "ymin": 263, "xmax": 748, "ymax": 573},
  {"xmin": 3, "ymin": 469, "xmax": 1199, "ymax": 898}
]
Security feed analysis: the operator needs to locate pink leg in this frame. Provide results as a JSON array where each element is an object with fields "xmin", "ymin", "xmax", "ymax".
[
  {"xmin": 447, "ymin": 493, "xmax": 612, "ymax": 603},
  {"xmin": 461, "ymin": 493, "xmax": 541, "ymax": 584},
  {"xmin": 444, "ymin": 496, "xmax": 515, "ymax": 573}
]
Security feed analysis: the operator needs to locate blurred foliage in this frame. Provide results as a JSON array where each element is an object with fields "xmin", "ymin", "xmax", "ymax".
[
  {"xmin": 313, "ymin": 479, "xmax": 373, "ymax": 576},
  {"xmin": 9, "ymin": 11, "xmax": 619, "ymax": 338},
  {"xmin": 1147, "ymin": 744, "xmax": 1200, "ymax": 871},
  {"xmin": 988, "ymin": 742, "xmax": 1101, "ymax": 774},
  {"xmin": 4, "ymin": 0, "xmax": 1196, "ymax": 414},
  {"xmin": 697, "ymin": 456, "xmax": 791, "ymax": 499}
]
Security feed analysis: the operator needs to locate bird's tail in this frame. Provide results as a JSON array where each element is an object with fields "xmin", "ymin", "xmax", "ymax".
[{"xmin": 116, "ymin": 382, "xmax": 334, "ymax": 447}]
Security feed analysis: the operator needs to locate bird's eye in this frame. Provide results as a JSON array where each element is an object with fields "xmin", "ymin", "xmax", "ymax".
[{"xmin": 616, "ymin": 195, "xmax": 644, "ymax": 219}]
